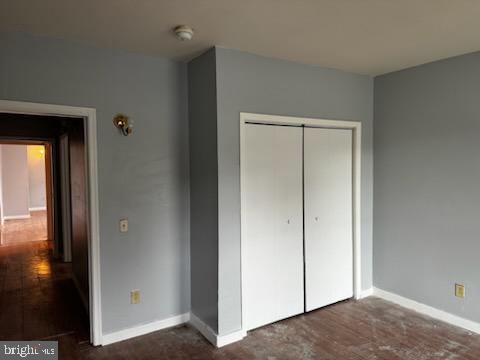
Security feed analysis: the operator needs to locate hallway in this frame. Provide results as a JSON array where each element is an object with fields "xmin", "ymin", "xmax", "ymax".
[{"xmin": 0, "ymin": 240, "xmax": 89, "ymax": 342}]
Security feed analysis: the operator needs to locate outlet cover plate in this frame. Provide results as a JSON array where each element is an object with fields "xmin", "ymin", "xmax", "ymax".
[
  {"xmin": 130, "ymin": 289, "xmax": 140, "ymax": 304},
  {"xmin": 455, "ymin": 284, "xmax": 465, "ymax": 298}
]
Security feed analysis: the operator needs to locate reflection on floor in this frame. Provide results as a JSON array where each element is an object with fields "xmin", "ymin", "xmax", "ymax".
[
  {"xmin": 0, "ymin": 240, "xmax": 89, "ymax": 345},
  {"xmin": 1, "ymin": 210, "xmax": 47, "ymax": 246},
  {"xmin": 68, "ymin": 298, "xmax": 480, "ymax": 359}
]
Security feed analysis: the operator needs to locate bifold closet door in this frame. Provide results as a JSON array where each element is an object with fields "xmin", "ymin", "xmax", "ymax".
[
  {"xmin": 243, "ymin": 123, "xmax": 304, "ymax": 331},
  {"xmin": 304, "ymin": 127, "xmax": 353, "ymax": 312}
]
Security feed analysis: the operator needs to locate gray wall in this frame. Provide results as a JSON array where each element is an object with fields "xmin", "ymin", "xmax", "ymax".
[
  {"xmin": 215, "ymin": 47, "xmax": 374, "ymax": 335},
  {"xmin": 27, "ymin": 145, "xmax": 47, "ymax": 209},
  {"xmin": 374, "ymin": 51, "xmax": 480, "ymax": 323},
  {"xmin": 1, "ymin": 145, "xmax": 30, "ymax": 217},
  {"xmin": 188, "ymin": 49, "xmax": 219, "ymax": 332},
  {"xmin": 0, "ymin": 31, "xmax": 190, "ymax": 334}
]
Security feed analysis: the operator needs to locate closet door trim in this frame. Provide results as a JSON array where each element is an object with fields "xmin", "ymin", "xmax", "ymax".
[{"xmin": 240, "ymin": 112, "xmax": 362, "ymax": 333}]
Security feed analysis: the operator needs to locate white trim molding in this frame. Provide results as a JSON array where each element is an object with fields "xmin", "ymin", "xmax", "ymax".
[
  {"xmin": 189, "ymin": 313, "xmax": 246, "ymax": 348},
  {"xmin": 357, "ymin": 287, "xmax": 374, "ymax": 299},
  {"xmin": 217, "ymin": 329, "xmax": 247, "ymax": 348},
  {"xmin": 373, "ymin": 287, "xmax": 480, "ymax": 334},
  {"xmin": 29, "ymin": 206, "xmax": 47, "ymax": 212},
  {"xmin": 189, "ymin": 313, "xmax": 217, "ymax": 346},
  {"xmin": 0, "ymin": 100, "xmax": 102, "ymax": 345},
  {"xmin": 103, "ymin": 313, "xmax": 190, "ymax": 346},
  {"xmin": 3, "ymin": 214, "xmax": 31, "ymax": 220},
  {"xmin": 239, "ymin": 112, "xmax": 362, "ymax": 333}
]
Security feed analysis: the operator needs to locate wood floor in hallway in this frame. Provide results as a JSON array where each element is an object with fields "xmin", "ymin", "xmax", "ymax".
[
  {"xmin": 0, "ymin": 241, "xmax": 89, "ymax": 344},
  {"xmin": 1, "ymin": 210, "xmax": 47, "ymax": 245}
]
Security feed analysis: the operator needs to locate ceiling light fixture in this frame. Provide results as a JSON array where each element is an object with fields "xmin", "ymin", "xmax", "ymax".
[{"xmin": 174, "ymin": 25, "xmax": 194, "ymax": 41}]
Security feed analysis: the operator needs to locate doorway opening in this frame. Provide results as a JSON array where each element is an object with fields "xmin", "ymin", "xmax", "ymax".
[
  {"xmin": 0, "ymin": 142, "xmax": 50, "ymax": 246},
  {"xmin": 0, "ymin": 112, "xmax": 91, "ymax": 345}
]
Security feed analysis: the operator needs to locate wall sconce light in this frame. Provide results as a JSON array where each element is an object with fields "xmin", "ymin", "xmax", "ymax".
[{"xmin": 113, "ymin": 114, "xmax": 133, "ymax": 136}]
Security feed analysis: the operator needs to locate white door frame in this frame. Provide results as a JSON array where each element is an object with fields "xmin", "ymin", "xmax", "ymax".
[
  {"xmin": 240, "ymin": 112, "xmax": 362, "ymax": 332},
  {"xmin": 0, "ymin": 99, "xmax": 102, "ymax": 345}
]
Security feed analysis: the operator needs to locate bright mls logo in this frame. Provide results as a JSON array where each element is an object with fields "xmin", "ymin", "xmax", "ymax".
[{"xmin": 0, "ymin": 342, "xmax": 57, "ymax": 360}]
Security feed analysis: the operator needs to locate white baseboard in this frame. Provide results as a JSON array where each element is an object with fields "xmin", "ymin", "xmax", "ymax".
[
  {"xmin": 102, "ymin": 313, "xmax": 190, "ymax": 346},
  {"xmin": 189, "ymin": 312, "xmax": 246, "ymax": 348},
  {"xmin": 373, "ymin": 287, "xmax": 480, "ymax": 334},
  {"xmin": 29, "ymin": 206, "xmax": 47, "ymax": 212},
  {"xmin": 189, "ymin": 313, "xmax": 217, "ymax": 346},
  {"xmin": 217, "ymin": 328, "xmax": 247, "ymax": 347},
  {"xmin": 356, "ymin": 287, "xmax": 374, "ymax": 299},
  {"xmin": 3, "ymin": 214, "xmax": 31, "ymax": 220}
]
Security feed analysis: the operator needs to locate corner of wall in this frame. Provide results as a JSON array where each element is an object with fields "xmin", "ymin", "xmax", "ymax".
[{"xmin": 187, "ymin": 46, "xmax": 220, "ymax": 333}]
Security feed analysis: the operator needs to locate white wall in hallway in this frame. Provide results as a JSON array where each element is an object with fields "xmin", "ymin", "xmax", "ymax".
[
  {"xmin": 1, "ymin": 145, "xmax": 30, "ymax": 218},
  {"xmin": 0, "ymin": 147, "xmax": 3, "ymax": 224}
]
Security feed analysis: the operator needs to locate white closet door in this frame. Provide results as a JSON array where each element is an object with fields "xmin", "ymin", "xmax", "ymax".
[
  {"xmin": 304, "ymin": 127, "xmax": 353, "ymax": 312},
  {"xmin": 243, "ymin": 124, "xmax": 304, "ymax": 331}
]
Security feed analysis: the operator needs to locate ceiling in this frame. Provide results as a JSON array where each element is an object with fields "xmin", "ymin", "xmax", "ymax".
[{"xmin": 2, "ymin": 0, "xmax": 480, "ymax": 75}]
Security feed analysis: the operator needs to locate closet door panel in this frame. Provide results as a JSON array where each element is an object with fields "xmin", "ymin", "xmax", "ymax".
[
  {"xmin": 243, "ymin": 124, "xmax": 304, "ymax": 331},
  {"xmin": 304, "ymin": 127, "xmax": 353, "ymax": 312}
]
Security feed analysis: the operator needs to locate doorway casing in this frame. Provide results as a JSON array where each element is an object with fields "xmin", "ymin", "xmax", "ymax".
[
  {"xmin": 0, "ymin": 100, "xmax": 102, "ymax": 345},
  {"xmin": 239, "ymin": 112, "xmax": 362, "ymax": 333}
]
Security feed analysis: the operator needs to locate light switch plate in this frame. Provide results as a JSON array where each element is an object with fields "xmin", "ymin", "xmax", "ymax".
[{"xmin": 119, "ymin": 219, "xmax": 128, "ymax": 233}]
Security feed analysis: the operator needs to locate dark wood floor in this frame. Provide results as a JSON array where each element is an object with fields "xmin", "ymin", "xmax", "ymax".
[
  {"xmin": 82, "ymin": 298, "xmax": 480, "ymax": 360},
  {"xmin": 0, "ymin": 240, "xmax": 89, "ymax": 343},
  {"xmin": 3, "ymin": 241, "xmax": 480, "ymax": 359}
]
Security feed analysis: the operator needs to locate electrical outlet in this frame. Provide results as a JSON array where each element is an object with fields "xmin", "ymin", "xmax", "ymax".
[
  {"xmin": 130, "ymin": 289, "xmax": 140, "ymax": 304},
  {"xmin": 455, "ymin": 284, "xmax": 465, "ymax": 298},
  {"xmin": 119, "ymin": 219, "xmax": 128, "ymax": 233}
]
